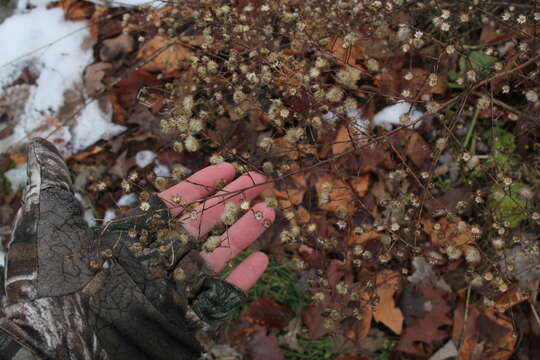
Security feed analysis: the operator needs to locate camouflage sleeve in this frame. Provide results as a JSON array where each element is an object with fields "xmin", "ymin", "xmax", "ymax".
[{"xmin": 0, "ymin": 138, "xmax": 246, "ymax": 360}]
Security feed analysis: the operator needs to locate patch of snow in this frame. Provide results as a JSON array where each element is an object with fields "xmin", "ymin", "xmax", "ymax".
[
  {"xmin": 16, "ymin": 0, "xmax": 56, "ymax": 12},
  {"xmin": 103, "ymin": 208, "xmax": 117, "ymax": 223},
  {"xmin": 408, "ymin": 257, "xmax": 451, "ymax": 292},
  {"xmin": 4, "ymin": 163, "xmax": 27, "ymax": 192},
  {"xmin": 372, "ymin": 101, "xmax": 424, "ymax": 129},
  {"xmin": 117, "ymin": 193, "xmax": 138, "ymax": 207},
  {"xmin": 0, "ymin": 6, "xmax": 125, "ymax": 156},
  {"xmin": 83, "ymin": 209, "xmax": 96, "ymax": 227},
  {"xmin": 71, "ymin": 101, "xmax": 125, "ymax": 153},
  {"xmin": 322, "ymin": 111, "xmax": 338, "ymax": 123},
  {"xmin": 135, "ymin": 150, "xmax": 156, "ymax": 168},
  {"xmin": 154, "ymin": 160, "xmax": 170, "ymax": 177}
]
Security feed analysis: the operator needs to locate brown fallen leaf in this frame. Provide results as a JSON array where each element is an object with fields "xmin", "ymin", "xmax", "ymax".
[
  {"xmin": 315, "ymin": 174, "xmax": 356, "ymax": 215},
  {"xmin": 392, "ymin": 130, "xmax": 432, "ymax": 171},
  {"xmin": 455, "ymin": 304, "xmax": 516, "ymax": 360},
  {"xmin": 70, "ymin": 145, "xmax": 104, "ymax": 161},
  {"xmin": 61, "ymin": 0, "xmax": 95, "ymax": 21},
  {"xmin": 351, "ymin": 174, "xmax": 370, "ymax": 198},
  {"xmin": 137, "ymin": 36, "xmax": 192, "ymax": 74},
  {"xmin": 373, "ymin": 270, "xmax": 403, "ymax": 335},
  {"xmin": 421, "ymin": 217, "xmax": 475, "ymax": 250},
  {"xmin": 99, "ymin": 33, "xmax": 135, "ymax": 62},
  {"xmin": 402, "ymin": 68, "xmax": 446, "ymax": 96},
  {"xmin": 332, "ymin": 125, "xmax": 354, "ymax": 155},
  {"xmin": 84, "ymin": 62, "xmax": 112, "ymax": 96},
  {"xmin": 327, "ymin": 37, "xmax": 366, "ymax": 69},
  {"xmin": 398, "ymin": 283, "xmax": 453, "ymax": 356},
  {"xmin": 241, "ymin": 297, "xmax": 294, "ymax": 331},
  {"xmin": 347, "ymin": 231, "xmax": 381, "ymax": 247},
  {"xmin": 274, "ymin": 187, "xmax": 305, "ymax": 207}
]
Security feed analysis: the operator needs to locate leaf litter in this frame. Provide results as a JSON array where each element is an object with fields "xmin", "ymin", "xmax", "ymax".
[{"xmin": 1, "ymin": 1, "xmax": 540, "ymax": 359}]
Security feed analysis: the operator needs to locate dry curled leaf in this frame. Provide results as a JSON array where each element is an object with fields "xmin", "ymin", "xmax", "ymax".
[
  {"xmin": 100, "ymin": 33, "xmax": 135, "ymax": 62},
  {"xmin": 137, "ymin": 36, "xmax": 192, "ymax": 74},
  {"xmin": 373, "ymin": 270, "xmax": 403, "ymax": 335},
  {"xmin": 332, "ymin": 125, "xmax": 353, "ymax": 155}
]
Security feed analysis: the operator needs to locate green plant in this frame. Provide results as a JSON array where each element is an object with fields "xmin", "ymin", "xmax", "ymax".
[
  {"xmin": 282, "ymin": 335, "xmax": 336, "ymax": 360},
  {"xmin": 221, "ymin": 249, "xmax": 312, "ymax": 312}
]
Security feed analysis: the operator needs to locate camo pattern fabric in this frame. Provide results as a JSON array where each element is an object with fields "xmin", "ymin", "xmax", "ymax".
[{"xmin": 0, "ymin": 138, "xmax": 246, "ymax": 360}]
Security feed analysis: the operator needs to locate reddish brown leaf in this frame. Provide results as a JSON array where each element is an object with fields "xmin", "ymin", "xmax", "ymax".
[
  {"xmin": 398, "ymin": 284, "xmax": 453, "ymax": 355},
  {"xmin": 373, "ymin": 270, "xmax": 403, "ymax": 335},
  {"xmin": 137, "ymin": 35, "xmax": 192, "ymax": 74},
  {"xmin": 241, "ymin": 297, "xmax": 294, "ymax": 330}
]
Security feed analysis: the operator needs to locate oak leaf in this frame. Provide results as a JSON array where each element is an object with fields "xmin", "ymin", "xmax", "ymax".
[
  {"xmin": 398, "ymin": 284, "xmax": 453, "ymax": 355},
  {"xmin": 373, "ymin": 270, "xmax": 403, "ymax": 334},
  {"xmin": 137, "ymin": 36, "xmax": 191, "ymax": 74},
  {"xmin": 421, "ymin": 217, "xmax": 475, "ymax": 249}
]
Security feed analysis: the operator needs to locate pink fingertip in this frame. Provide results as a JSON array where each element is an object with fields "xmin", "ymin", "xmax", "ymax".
[{"xmin": 226, "ymin": 252, "xmax": 269, "ymax": 291}]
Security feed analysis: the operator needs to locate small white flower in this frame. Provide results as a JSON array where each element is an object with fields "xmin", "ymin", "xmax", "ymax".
[
  {"xmin": 440, "ymin": 22, "xmax": 450, "ymax": 32},
  {"xmin": 404, "ymin": 71, "xmax": 414, "ymax": 80},
  {"xmin": 446, "ymin": 45, "xmax": 455, "ymax": 55},
  {"xmin": 460, "ymin": 13, "xmax": 470, "ymax": 22},
  {"xmin": 502, "ymin": 85, "xmax": 510, "ymax": 93},
  {"xmin": 502, "ymin": 11, "xmax": 511, "ymax": 21},
  {"xmin": 517, "ymin": 14, "xmax": 527, "ymax": 24}
]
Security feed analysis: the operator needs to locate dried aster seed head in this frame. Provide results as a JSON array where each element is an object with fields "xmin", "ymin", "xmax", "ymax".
[
  {"xmin": 465, "ymin": 247, "xmax": 481, "ymax": 264},
  {"xmin": 121, "ymin": 179, "xmax": 131, "ymax": 192},
  {"xmin": 286, "ymin": 127, "xmax": 304, "ymax": 143},
  {"xmin": 325, "ymin": 86, "xmax": 344, "ymax": 103},
  {"xmin": 264, "ymin": 196, "xmax": 278, "ymax": 209},
  {"xmin": 222, "ymin": 202, "xmax": 239, "ymax": 225},
  {"xmin": 172, "ymin": 140, "xmax": 184, "ymax": 152},
  {"xmin": 140, "ymin": 202, "xmax": 151, "ymax": 211},
  {"xmin": 209, "ymin": 154, "xmax": 224, "ymax": 164},
  {"xmin": 446, "ymin": 245, "xmax": 463, "ymax": 260},
  {"xmin": 231, "ymin": 198, "xmax": 247, "ymax": 212},
  {"xmin": 155, "ymin": 177, "xmax": 167, "ymax": 191},
  {"xmin": 258, "ymin": 136, "xmax": 274, "ymax": 151},
  {"xmin": 203, "ymin": 235, "xmax": 222, "ymax": 252},
  {"xmin": 184, "ymin": 135, "xmax": 200, "ymax": 152}
]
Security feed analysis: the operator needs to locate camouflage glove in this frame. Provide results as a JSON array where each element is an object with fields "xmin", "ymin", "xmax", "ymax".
[{"xmin": 0, "ymin": 138, "xmax": 247, "ymax": 360}]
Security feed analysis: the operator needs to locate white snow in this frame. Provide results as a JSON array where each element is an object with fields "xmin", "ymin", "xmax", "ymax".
[
  {"xmin": 0, "ymin": 5, "xmax": 125, "ymax": 156},
  {"xmin": 103, "ymin": 208, "xmax": 117, "ymax": 222},
  {"xmin": 4, "ymin": 163, "xmax": 28, "ymax": 192},
  {"xmin": 117, "ymin": 193, "xmax": 138, "ymax": 207},
  {"xmin": 135, "ymin": 150, "xmax": 156, "ymax": 168},
  {"xmin": 71, "ymin": 101, "xmax": 125, "ymax": 152},
  {"xmin": 154, "ymin": 160, "xmax": 170, "ymax": 177},
  {"xmin": 83, "ymin": 209, "xmax": 96, "ymax": 227},
  {"xmin": 372, "ymin": 101, "xmax": 424, "ymax": 129}
]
